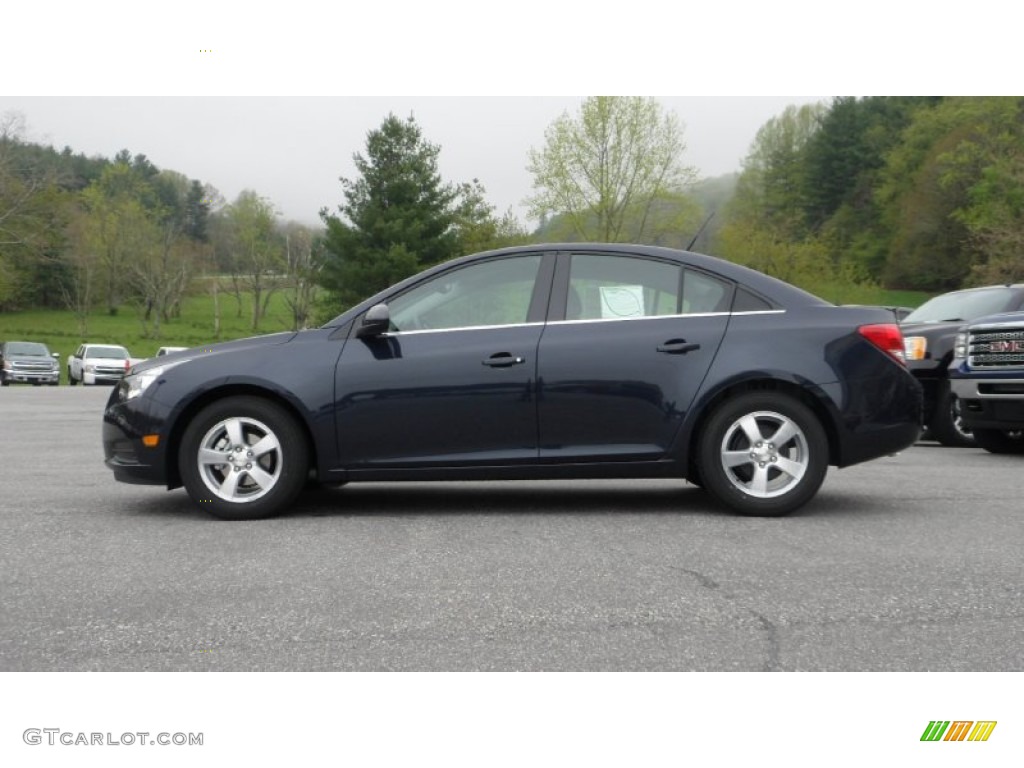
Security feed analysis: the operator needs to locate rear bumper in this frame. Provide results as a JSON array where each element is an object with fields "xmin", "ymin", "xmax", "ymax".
[{"xmin": 822, "ymin": 372, "xmax": 923, "ymax": 466}]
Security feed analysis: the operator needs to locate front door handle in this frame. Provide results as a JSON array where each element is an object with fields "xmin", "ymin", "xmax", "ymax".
[
  {"xmin": 657, "ymin": 339, "xmax": 701, "ymax": 355},
  {"xmin": 482, "ymin": 352, "xmax": 525, "ymax": 367}
]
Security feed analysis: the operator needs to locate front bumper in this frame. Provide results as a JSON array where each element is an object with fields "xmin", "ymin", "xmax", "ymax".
[
  {"xmin": 951, "ymin": 376, "xmax": 1024, "ymax": 430},
  {"xmin": 102, "ymin": 395, "xmax": 167, "ymax": 485},
  {"xmin": 2, "ymin": 370, "xmax": 59, "ymax": 384},
  {"xmin": 905, "ymin": 361, "xmax": 944, "ymax": 422}
]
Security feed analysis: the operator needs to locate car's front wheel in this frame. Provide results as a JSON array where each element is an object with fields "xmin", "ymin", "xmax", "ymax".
[
  {"xmin": 178, "ymin": 396, "xmax": 309, "ymax": 520},
  {"xmin": 971, "ymin": 428, "xmax": 1024, "ymax": 455},
  {"xmin": 697, "ymin": 392, "xmax": 829, "ymax": 516}
]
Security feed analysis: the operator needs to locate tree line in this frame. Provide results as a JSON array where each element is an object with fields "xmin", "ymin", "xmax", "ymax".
[
  {"xmin": 716, "ymin": 96, "xmax": 1024, "ymax": 293},
  {"xmin": 0, "ymin": 114, "xmax": 323, "ymax": 337},
  {"xmin": 4, "ymin": 97, "xmax": 1023, "ymax": 336}
]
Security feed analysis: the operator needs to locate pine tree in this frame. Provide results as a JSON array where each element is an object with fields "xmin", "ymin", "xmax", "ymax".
[{"xmin": 319, "ymin": 114, "xmax": 459, "ymax": 310}]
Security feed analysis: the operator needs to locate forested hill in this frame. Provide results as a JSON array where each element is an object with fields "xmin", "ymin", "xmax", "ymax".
[{"xmin": 715, "ymin": 96, "xmax": 1024, "ymax": 293}]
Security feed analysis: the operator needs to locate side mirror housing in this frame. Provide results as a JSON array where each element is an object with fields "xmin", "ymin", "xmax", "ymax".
[{"xmin": 356, "ymin": 304, "xmax": 391, "ymax": 338}]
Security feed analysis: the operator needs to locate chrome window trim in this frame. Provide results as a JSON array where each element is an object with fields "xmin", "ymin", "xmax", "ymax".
[
  {"xmin": 549, "ymin": 309, "xmax": 785, "ymax": 326},
  {"xmin": 383, "ymin": 310, "xmax": 786, "ymax": 336},
  {"xmin": 385, "ymin": 322, "xmax": 546, "ymax": 337}
]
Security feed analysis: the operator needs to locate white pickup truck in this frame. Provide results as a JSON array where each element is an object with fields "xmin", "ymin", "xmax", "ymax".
[{"xmin": 67, "ymin": 343, "xmax": 140, "ymax": 385}]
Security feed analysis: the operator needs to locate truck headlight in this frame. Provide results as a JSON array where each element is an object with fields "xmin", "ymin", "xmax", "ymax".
[
  {"xmin": 903, "ymin": 336, "xmax": 927, "ymax": 361},
  {"xmin": 119, "ymin": 359, "xmax": 190, "ymax": 401},
  {"xmin": 85, "ymin": 364, "xmax": 95, "ymax": 373},
  {"xmin": 954, "ymin": 332, "xmax": 968, "ymax": 360}
]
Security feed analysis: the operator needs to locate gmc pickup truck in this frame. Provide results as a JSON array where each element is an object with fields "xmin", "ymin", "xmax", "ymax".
[
  {"xmin": 949, "ymin": 311, "xmax": 1024, "ymax": 454},
  {"xmin": 900, "ymin": 283, "xmax": 1024, "ymax": 446}
]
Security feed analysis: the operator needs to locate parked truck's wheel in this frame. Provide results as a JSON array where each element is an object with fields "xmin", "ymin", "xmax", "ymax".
[{"xmin": 929, "ymin": 381, "xmax": 975, "ymax": 447}]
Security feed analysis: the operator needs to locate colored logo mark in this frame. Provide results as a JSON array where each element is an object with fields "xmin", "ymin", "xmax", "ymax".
[{"xmin": 921, "ymin": 721, "xmax": 997, "ymax": 742}]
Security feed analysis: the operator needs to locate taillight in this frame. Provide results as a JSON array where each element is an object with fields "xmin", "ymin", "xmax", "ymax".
[
  {"xmin": 125, "ymin": 359, "xmax": 131, "ymax": 372},
  {"xmin": 858, "ymin": 323, "xmax": 906, "ymax": 365}
]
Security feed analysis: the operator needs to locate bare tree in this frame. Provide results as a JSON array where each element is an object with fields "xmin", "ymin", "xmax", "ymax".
[
  {"xmin": 281, "ymin": 222, "xmax": 323, "ymax": 330},
  {"xmin": 527, "ymin": 97, "xmax": 698, "ymax": 243},
  {"xmin": 222, "ymin": 191, "xmax": 285, "ymax": 331}
]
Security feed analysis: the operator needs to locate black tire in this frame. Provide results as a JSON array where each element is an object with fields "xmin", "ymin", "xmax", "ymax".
[
  {"xmin": 697, "ymin": 392, "xmax": 829, "ymax": 516},
  {"xmin": 68, "ymin": 368, "xmax": 77, "ymax": 386},
  {"xmin": 929, "ymin": 380, "xmax": 975, "ymax": 447},
  {"xmin": 1, "ymin": 378, "xmax": 9, "ymax": 387},
  {"xmin": 178, "ymin": 396, "xmax": 309, "ymax": 520},
  {"xmin": 971, "ymin": 429, "xmax": 1024, "ymax": 455}
]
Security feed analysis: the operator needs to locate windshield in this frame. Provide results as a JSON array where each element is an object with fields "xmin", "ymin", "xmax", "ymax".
[
  {"xmin": 86, "ymin": 346, "xmax": 128, "ymax": 359},
  {"xmin": 5, "ymin": 342, "xmax": 50, "ymax": 356},
  {"xmin": 903, "ymin": 288, "xmax": 1016, "ymax": 324}
]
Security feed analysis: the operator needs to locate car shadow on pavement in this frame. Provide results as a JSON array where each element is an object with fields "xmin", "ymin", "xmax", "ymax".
[
  {"xmin": 291, "ymin": 481, "xmax": 713, "ymax": 519},
  {"xmin": 115, "ymin": 481, "xmax": 886, "ymax": 521}
]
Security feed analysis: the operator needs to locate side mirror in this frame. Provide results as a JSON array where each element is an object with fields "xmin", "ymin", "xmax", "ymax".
[
  {"xmin": 51, "ymin": 352, "xmax": 60, "ymax": 359},
  {"xmin": 356, "ymin": 304, "xmax": 391, "ymax": 338}
]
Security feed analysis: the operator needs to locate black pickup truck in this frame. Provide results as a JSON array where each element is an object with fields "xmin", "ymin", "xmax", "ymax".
[
  {"xmin": 948, "ymin": 311, "xmax": 1024, "ymax": 454},
  {"xmin": 900, "ymin": 284, "xmax": 1024, "ymax": 446}
]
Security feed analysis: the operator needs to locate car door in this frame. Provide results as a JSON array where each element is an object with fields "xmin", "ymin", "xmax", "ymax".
[
  {"xmin": 334, "ymin": 253, "xmax": 554, "ymax": 468},
  {"xmin": 537, "ymin": 251, "xmax": 732, "ymax": 462}
]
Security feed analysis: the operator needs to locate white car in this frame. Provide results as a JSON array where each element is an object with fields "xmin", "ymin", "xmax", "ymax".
[{"xmin": 67, "ymin": 344, "xmax": 132, "ymax": 385}]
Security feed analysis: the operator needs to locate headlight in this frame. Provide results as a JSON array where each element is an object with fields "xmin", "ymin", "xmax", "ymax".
[
  {"xmin": 1, "ymin": 361, "xmax": 10, "ymax": 370},
  {"xmin": 903, "ymin": 336, "xmax": 927, "ymax": 361},
  {"xmin": 954, "ymin": 332, "xmax": 968, "ymax": 360},
  {"xmin": 119, "ymin": 359, "xmax": 190, "ymax": 401},
  {"xmin": 85, "ymin": 364, "xmax": 95, "ymax": 373}
]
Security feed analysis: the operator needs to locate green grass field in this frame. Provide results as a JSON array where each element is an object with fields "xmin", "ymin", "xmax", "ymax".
[
  {"xmin": 1, "ymin": 283, "xmax": 933, "ymax": 385},
  {"xmin": 0, "ymin": 291, "xmax": 304, "ymax": 383}
]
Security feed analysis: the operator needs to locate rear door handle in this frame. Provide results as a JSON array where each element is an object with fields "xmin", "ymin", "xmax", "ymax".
[
  {"xmin": 482, "ymin": 352, "xmax": 525, "ymax": 367},
  {"xmin": 657, "ymin": 339, "xmax": 701, "ymax": 354}
]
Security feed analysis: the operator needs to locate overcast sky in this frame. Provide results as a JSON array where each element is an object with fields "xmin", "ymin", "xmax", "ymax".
[
  {"xmin": 0, "ymin": 95, "xmax": 823, "ymax": 226},
  {"xmin": 4, "ymin": 3, "xmax": 1011, "ymax": 229}
]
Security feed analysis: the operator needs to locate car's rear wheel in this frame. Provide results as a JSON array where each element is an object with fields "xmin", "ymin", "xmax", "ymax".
[
  {"xmin": 67, "ymin": 368, "xmax": 77, "ymax": 385},
  {"xmin": 179, "ymin": 396, "xmax": 309, "ymax": 520},
  {"xmin": 929, "ymin": 381, "xmax": 975, "ymax": 447},
  {"xmin": 971, "ymin": 428, "xmax": 1024, "ymax": 455},
  {"xmin": 697, "ymin": 392, "xmax": 829, "ymax": 516}
]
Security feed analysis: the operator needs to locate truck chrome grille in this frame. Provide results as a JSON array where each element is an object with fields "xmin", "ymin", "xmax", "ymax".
[{"xmin": 969, "ymin": 327, "xmax": 1024, "ymax": 369}]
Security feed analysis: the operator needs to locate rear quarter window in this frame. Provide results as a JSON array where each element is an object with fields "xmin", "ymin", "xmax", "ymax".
[{"xmin": 732, "ymin": 288, "xmax": 774, "ymax": 313}]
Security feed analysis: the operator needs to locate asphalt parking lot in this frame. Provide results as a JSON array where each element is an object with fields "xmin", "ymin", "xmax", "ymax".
[{"xmin": 1, "ymin": 386, "xmax": 1022, "ymax": 671}]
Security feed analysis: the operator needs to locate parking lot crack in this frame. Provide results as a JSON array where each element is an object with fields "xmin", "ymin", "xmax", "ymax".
[{"xmin": 668, "ymin": 564, "xmax": 781, "ymax": 672}]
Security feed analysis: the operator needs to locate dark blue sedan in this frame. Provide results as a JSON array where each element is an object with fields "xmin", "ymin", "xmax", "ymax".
[{"xmin": 103, "ymin": 244, "xmax": 922, "ymax": 519}]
